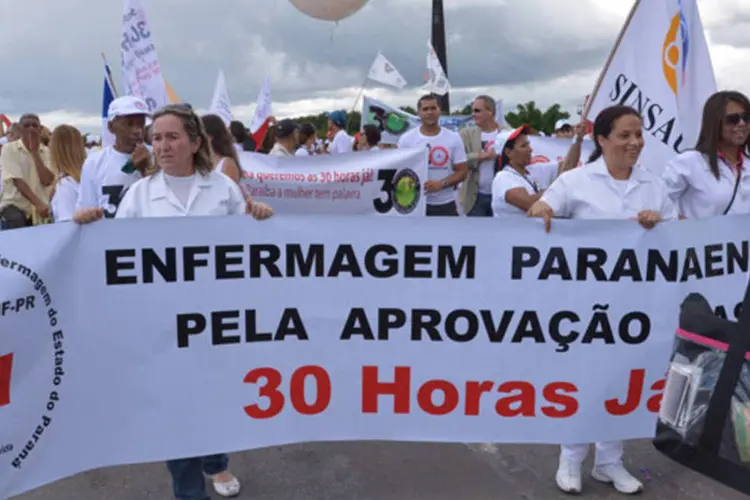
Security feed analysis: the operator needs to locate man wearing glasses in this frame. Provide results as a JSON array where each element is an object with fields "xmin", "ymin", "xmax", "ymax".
[{"xmin": 459, "ymin": 95, "xmax": 502, "ymax": 216}]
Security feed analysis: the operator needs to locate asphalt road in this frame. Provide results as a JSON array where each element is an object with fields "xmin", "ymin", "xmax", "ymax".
[{"xmin": 14, "ymin": 440, "xmax": 748, "ymax": 499}]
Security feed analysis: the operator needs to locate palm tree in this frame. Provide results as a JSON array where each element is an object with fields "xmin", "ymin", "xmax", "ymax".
[{"xmin": 505, "ymin": 101, "xmax": 570, "ymax": 135}]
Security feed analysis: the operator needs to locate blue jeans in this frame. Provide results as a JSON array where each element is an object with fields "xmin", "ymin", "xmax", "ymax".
[
  {"xmin": 166, "ymin": 454, "xmax": 229, "ymax": 500},
  {"xmin": 468, "ymin": 193, "xmax": 493, "ymax": 217}
]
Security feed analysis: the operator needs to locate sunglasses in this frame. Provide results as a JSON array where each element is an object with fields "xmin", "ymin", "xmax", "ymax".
[{"xmin": 724, "ymin": 112, "xmax": 750, "ymax": 126}]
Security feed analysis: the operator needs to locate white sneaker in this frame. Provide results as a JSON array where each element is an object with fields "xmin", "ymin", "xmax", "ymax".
[
  {"xmin": 592, "ymin": 463, "xmax": 643, "ymax": 494},
  {"xmin": 211, "ymin": 473, "xmax": 241, "ymax": 498},
  {"xmin": 556, "ymin": 455, "xmax": 582, "ymax": 494}
]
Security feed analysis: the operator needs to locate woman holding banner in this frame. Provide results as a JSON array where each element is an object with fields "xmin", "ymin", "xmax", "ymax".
[
  {"xmin": 528, "ymin": 105, "xmax": 677, "ymax": 494},
  {"xmin": 73, "ymin": 104, "xmax": 273, "ymax": 499},
  {"xmin": 662, "ymin": 90, "xmax": 750, "ymax": 218}
]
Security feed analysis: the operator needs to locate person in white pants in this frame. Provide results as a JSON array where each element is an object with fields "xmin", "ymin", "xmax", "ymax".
[{"xmin": 528, "ymin": 104, "xmax": 678, "ymax": 495}]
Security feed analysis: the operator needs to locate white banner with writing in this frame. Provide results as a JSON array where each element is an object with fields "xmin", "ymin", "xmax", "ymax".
[
  {"xmin": 120, "ymin": 0, "xmax": 168, "ymax": 112},
  {"xmin": 238, "ymin": 148, "xmax": 428, "ymax": 216},
  {"xmin": 0, "ymin": 214, "xmax": 748, "ymax": 497}
]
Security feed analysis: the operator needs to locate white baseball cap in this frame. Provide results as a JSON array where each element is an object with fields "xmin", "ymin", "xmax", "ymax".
[
  {"xmin": 107, "ymin": 96, "xmax": 150, "ymax": 122},
  {"xmin": 554, "ymin": 119, "xmax": 572, "ymax": 131}
]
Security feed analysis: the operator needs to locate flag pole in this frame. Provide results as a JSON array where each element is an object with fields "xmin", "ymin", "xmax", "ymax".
[
  {"xmin": 101, "ymin": 52, "xmax": 120, "ymax": 98},
  {"xmin": 582, "ymin": 0, "xmax": 641, "ymax": 120},
  {"xmin": 346, "ymin": 76, "xmax": 369, "ymax": 133}
]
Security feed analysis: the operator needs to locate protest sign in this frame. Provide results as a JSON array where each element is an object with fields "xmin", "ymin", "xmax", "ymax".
[
  {"xmin": 238, "ymin": 148, "xmax": 428, "ymax": 216},
  {"xmin": 0, "ymin": 214, "xmax": 748, "ymax": 497}
]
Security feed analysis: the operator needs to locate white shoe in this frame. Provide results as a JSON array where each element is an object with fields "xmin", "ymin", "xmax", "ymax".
[
  {"xmin": 211, "ymin": 473, "xmax": 241, "ymax": 498},
  {"xmin": 592, "ymin": 463, "xmax": 643, "ymax": 494},
  {"xmin": 556, "ymin": 455, "xmax": 582, "ymax": 494}
]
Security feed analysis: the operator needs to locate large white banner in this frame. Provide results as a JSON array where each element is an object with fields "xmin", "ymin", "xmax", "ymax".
[
  {"xmin": 120, "ymin": 0, "xmax": 168, "ymax": 112},
  {"xmin": 1, "ymin": 214, "xmax": 749, "ymax": 497},
  {"xmin": 238, "ymin": 148, "xmax": 428, "ymax": 216}
]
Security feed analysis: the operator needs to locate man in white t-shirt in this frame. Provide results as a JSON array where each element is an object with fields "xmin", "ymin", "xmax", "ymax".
[
  {"xmin": 326, "ymin": 110, "xmax": 354, "ymax": 154},
  {"xmin": 397, "ymin": 94, "xmax": 468, "ymax": 216},
  {"xmin": 76, "ymin": 96, "xmax": 152, "ymax": 218}
]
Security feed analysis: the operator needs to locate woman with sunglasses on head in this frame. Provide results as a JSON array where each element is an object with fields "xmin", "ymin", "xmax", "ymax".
[
  {"xmin": 662, "ymin": 90, "xmax": 750, "ymax": 218},
  {"xmin": 73, "ymin": 104, "xmax": 274, "ymax": 500},
  {"xmin": 529, "ymin": 105, "xmax": 677, "ymax": 495}
]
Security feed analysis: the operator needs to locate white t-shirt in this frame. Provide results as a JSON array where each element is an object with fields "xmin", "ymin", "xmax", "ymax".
[
  {"xmin": 398, "ymin": 127, "xmax": 468, "ymax": 205},
  {"xmin": 116, "ymin": 170, "xmax": 246, "ymax": 219},
  {"xmin": 51, "ymin": 176, "xmax": 80, "ymax": 222},
  {"xmin": 478, "ymin": 130, "xmax": 500, "ymax": 194},
  {"xmin": 76, "ymin": 146, "xmax": 143, "ymax": 218},
  {"xmin": 329, "ymin": 130, "xmax": 354, "ymax": 155},
  {"xmin": 662, "ymin": 150, "xmax": 750, "ymax": 218},
  {"xmin": 541, "ymin": 158, "xmax": 678, "ymax": 221},
  {"xmin": 491, "ymin": 162, "xmax": 559, "ymax": 218},
  {"xmin": 295, "ymin": 147, "xmax": 310, "ymax": 157}
]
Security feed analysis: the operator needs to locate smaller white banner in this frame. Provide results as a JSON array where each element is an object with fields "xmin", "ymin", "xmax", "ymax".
[
  {"xmin": 120, "ymin": 0, "xmax": 167, "ymax": 112},
  {"xmin": 239, "ymin": 148, "xmax": 428, "ymax": 216},
  {"xmin": 250, "ymin": 75, "xmax": 272, "ymax": 134},
  {"xmin": 209, "ymin": 70, "xmax": 233, "ymax": 126}
]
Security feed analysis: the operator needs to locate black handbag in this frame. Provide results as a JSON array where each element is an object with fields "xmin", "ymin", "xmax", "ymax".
[{"xmin": 653, "ymin": 285, "xmax": 750, "ymax": 494}]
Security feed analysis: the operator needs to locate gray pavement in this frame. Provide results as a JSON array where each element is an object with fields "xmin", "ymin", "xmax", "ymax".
[{"xmin": 14, "ymin": 440, "xmax": 748, "ymax": 499}]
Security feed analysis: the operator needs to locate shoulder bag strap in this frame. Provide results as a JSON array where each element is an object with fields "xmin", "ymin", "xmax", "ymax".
[{"xmin": 722, "ymin": 168, "xmax": 742, "ymax": 215}]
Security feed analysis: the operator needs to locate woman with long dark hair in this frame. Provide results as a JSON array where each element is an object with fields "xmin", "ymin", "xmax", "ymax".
[
  {"xmin": 295, "ymin": 123, "xmax": 317, "ymax": 156},
  {"xmin": 662, "ymin": 90, "xmax": 750, "ymax": 218},
  {"xmin": 201, "ymin": 114, "xmax": 243, "ymax": 184},
  {"xmin": 529, "ymin": 105, "xmax": 677, "ymax": 495}
]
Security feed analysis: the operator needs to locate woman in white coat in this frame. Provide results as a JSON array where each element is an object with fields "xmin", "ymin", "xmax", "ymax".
[
  {"xmin": 662, "ymin": 90, "xmax": 750, "ymax": 218},
  {"xmin": 73, "ymin": 104, "xmax": 271, "ymax": 500},
  {"xmin": 529, "ymin": 105, "xmax": 677, "ymax": 495}
]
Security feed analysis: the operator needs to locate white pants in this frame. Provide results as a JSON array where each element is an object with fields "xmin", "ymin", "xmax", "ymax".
[{"xmin": 561, "ymin": 441, "xmax": 623, "ymax": 467}]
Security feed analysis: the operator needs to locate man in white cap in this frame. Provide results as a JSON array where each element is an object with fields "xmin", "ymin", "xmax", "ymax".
[
  {"xmin": 76, "ymin": 96, "xmax": 153, "ymax": 217},
  {"xmin": 554, "ymin": 119, "xmax": 574, "ymax": 139}
]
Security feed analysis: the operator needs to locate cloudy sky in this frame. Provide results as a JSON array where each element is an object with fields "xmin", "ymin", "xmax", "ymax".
[{"xmin": 1, "ymin": 0, "xmax": 749, "ymax": 133}]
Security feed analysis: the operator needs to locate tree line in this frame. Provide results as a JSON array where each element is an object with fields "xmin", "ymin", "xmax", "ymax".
[{"xmin": 292, "ymin": 101, "xmax": 572, "ymax": 138}]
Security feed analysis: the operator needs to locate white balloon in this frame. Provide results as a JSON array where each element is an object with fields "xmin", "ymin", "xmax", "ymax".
[{"xmin": 289, "ymin": 0, "xmax": 369, "ymax": 22}]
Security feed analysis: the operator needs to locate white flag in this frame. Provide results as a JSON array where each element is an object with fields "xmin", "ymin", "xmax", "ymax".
[
  {"xmin": 250, "ymin": 75, "xmax": 272, "ymax": 134},
  {"xmin": 587, "ymin": 0, "xmax": 716, "ymax": 174},
  {"xmin": 120, "ymin": 0, "xmax": 168, "ymax": 112},
  {"xmin": 422, "ymin": 40, "xmax": 450, "ymax": 95},
  {"xmin": 209, "ymin": 70, "xmax": 233, "ymax": 126},
  {"xmin": 367, "ymin": 51, "xmax": 407, "ymax": 89},
  {"xmin": 495, "ymin": 98, "xmax": 505, "ymax": 127}
]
